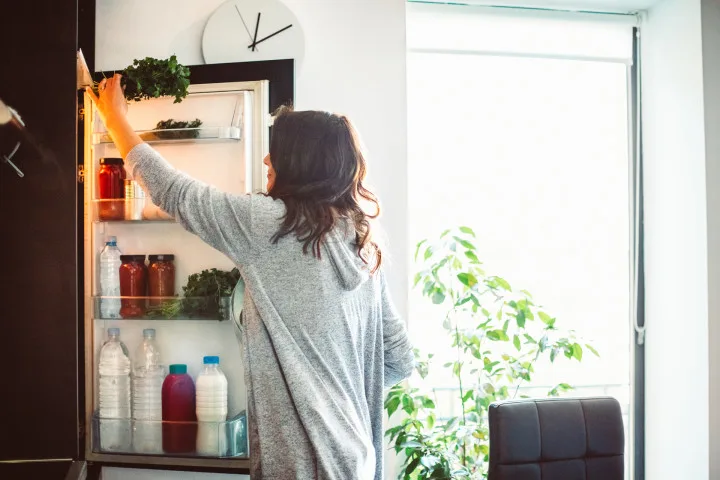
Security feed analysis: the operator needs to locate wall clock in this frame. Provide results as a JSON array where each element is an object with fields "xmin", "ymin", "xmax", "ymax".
[{"xmin": 202, "ymin": 0, "xmax": 305, "ymax": 69}]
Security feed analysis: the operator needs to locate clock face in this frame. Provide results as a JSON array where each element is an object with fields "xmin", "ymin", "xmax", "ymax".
[{"xmin": 202, "ymin": 0, "xmax": 304, "ymax": 68}]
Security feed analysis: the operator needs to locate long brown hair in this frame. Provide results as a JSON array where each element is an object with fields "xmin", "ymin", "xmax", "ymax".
[{"xmin": 267, "ymin": 106, "xmax": 382, "ymax": 272}]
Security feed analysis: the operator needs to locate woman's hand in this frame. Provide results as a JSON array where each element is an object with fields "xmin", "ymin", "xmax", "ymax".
[
  {"xmin": 86, "ymin": 73, "xmax": 143, "ymax": 158},
  {"xmin": 86, "ymin": 74, "xmax": 128, "ymax": 131}
]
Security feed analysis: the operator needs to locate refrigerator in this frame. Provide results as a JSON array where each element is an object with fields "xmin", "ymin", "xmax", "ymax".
[{"xmin": 75, "ymin": 58, "xmax": 293, "ymax": 475}]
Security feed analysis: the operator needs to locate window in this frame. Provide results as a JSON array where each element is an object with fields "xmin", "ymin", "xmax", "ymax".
[{"xmin": 406, "ymin": 2, "xmax": 639, "ymax": 477}]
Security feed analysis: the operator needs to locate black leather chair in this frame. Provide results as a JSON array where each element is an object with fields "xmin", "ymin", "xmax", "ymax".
[{"xmin": 488, "ymin": 396, "xmax": 624, "ymax": 480}]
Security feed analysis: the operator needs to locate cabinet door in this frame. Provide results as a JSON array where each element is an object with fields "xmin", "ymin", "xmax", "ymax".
[{"xmin": 0, "ymin": 0, "xmax": 79, "ymax": 462}]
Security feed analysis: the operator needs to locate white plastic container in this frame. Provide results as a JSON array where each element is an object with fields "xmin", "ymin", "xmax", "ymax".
[
  {"xmin": 98, "ymin": 327, "xmax": 131, "ymax": 451},
  {"xmin": 132, "ymin": 328, "xmax": 165, "ymax": 453},
  {"xmin": 195, "ymin": 355, "xmax": 228, "ymax": 455}
]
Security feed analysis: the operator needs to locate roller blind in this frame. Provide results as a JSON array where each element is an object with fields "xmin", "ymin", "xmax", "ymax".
[{"xmin": 407, "ymin": 2, "xmax": 636, "ymax": 63}]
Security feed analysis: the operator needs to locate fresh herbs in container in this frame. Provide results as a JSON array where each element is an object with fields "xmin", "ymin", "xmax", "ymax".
[
  {"xmin": 182, "ymin": 268, "xmax": 241, "ymax": 320},
  {"xmin": 140, "ymin": 118, "xmax": 203, "ymax": 141},
  {"xmin": 145, "ymin": 297, "xmax": 183, "ymax": 319},
  {"xmin": 143, "ymin": 267, "xmax": 241, "ymax": 320}
]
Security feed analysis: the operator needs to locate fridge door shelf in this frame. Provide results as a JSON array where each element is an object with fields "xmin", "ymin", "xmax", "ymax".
[
  {"xmin": 94, "ymin": 295, "xmax": 232, "ymax": 321},
  {"xmin": 91, "ymin": 411, "xmax": 248, "ymax": 458},
  {"xmin": 93, "ymin": 199, "xmax": 175, "ymax": 223},
  {"xmin": 93, "ymin": 126, "xmax": 241, "ymax": 145}
]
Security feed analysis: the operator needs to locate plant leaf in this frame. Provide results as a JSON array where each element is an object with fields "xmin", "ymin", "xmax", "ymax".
[
  {"xmin": 453, "ymin": 236, "xmax": 476, "ymax": 250},
  {"xmin": 386, "ymin": 396, "xmax": 401, "ymax": 418},
  {"xmin": 572, "ymin": 343, "xmax": 583, "ymax": 361},
  {"xmin": 459, "ymin": 226, "xmax": 476, "ymax": 237},
  {"xmin": 465, "ymin": 250, "xmax": 480, "ymax": 263},
  {"xmin": 487, "ymin": 330, "xmax": 509, "ymax": 341},
  {"xmin": 586, "ymin": 344, "xmax": 600, "ymax": 357},
  {"xmin": 402, "ymin": 395, "xmax": 415, "ymax": 415},
  {"xmin": 414, "ymin": 239, "xmax": 427, "ymax": 261},
  {"xmin": 457, "ymin": 272, "xmax": 478, "ymax": 288},
  {"xmin": 405, "ymin": 455, "xmax": 421, "ymax": 475},
  {"xmin": 493, "ymin": 276, "xmax": 511, "ymax": 291},
  {"xmin": 513, "ymin": 334, "xmax": 521, "ymax": 351},
  {"xmin": 538, "ymin": 311, "xmax": 553, "ymax": 325},
  {"xmin": 427, "ymin": 414, "xmax": 435, "ymax": 429}
]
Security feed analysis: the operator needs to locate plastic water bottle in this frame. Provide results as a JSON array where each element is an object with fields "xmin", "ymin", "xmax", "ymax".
[
  {"xmin": 99, "ymin": 236, "xmax": 122, "ymax": 318},
  {"xmin": 98, "ymin": 327, "xmax": 131, "ymax": 451},
  {"xmin": 195, "ymin": 355, "xmax": 228, "ymax": 455},
  {"xmin": 132, "ymin": 328, "xmax": 165, "ymax": 454}
]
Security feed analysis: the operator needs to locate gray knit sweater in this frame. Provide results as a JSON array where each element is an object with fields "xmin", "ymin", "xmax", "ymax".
[{"xmin": 125, "ymin": 144, "xmax": 415, "ymax": 480}]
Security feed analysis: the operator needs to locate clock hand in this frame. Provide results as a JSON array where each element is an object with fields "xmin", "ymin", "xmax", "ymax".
[
  {"xmin": 248, "ymin": 24, "xmax": 293, "ymax": 49},
  {"xmin": 251, "ymin": 12, "xmax": 261, "ymax": 52},
  {"xmin": 235, "ymin": 5, "xmax": 259, "ymax": 51}
]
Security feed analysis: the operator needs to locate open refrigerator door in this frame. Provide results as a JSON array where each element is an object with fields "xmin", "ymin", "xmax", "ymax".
[{"xmin": 81, "ymin": 80, "xmax": 268, "ymax": 469}]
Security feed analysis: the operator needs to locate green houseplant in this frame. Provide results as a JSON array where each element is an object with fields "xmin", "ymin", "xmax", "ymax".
[{"xmin": 385, "ymin": 227, "xmax": 599, "ymax": 479}]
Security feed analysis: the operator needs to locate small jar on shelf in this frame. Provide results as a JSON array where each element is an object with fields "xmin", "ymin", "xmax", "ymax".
[{"xmin": 119, "ymin": 255, "xmax": 147, "ymax": 318}]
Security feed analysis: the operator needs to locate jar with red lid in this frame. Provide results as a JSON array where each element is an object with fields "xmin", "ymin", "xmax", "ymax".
[
  {"xmin": 98, "ymin": 157, "xmax": 126, "ymax": 221},
  {"xmin": 119, "ymin": 255, "xmax": 147, "ymax": 318},
  {"xmin": 148, "ymin": 255, "xmax": 175, "ymax": 307}
]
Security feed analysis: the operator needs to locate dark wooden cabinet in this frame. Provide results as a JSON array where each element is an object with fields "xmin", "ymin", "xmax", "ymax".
[{"xmin": 0, "ymin": 0, "xmax": 80, "ymax": 463}]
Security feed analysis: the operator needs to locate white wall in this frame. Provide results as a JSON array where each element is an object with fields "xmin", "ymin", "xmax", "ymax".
[
  {"xmin": 642, "ymin": 0, "xmax": 712, "ymax": 478},
  {"xmin": 95, "ymin": 0, "xmax": 407, "ymax": 478}
]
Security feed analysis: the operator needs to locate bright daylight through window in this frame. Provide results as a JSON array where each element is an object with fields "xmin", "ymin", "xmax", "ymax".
[{"xmin": 396, "ymin": 3, "xmax": 638, "ymax": 478}]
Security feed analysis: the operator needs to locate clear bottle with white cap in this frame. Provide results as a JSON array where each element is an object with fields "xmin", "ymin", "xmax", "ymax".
[
  {"xmin": 99, "ymin": 236, "xmax": 122, "ymax": 318},
  {"xmin": 98, "ymin": 327, "xmax": 131, "ymax": 451},
  {"xmin": 132, "ymin": 328, "xmax": 165, "ymax": 453}
]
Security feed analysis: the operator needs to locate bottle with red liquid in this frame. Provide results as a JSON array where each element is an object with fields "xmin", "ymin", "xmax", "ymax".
[
  {"xmin": 162, "ymin": 364, "xmax": 197, "ymax": 454},
  {"xmin": 98, "ymin": 157, "xmax": 126, "ymax": 221}
]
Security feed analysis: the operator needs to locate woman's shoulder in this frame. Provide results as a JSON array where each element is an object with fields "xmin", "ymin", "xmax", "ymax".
[
  {"xmin": 247, "ymin": 192, "xmax": 283, "ymax": 208},
  {"xmin": 246, "ymin": 193, "xmax": 286, "ymax": 226}
]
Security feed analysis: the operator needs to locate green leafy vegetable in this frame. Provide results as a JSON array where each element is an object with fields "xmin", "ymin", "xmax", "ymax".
[
  {"xmin": 142, "ymin": 118, "xmax": 203, "ymax": 140},
  {"xmin": 182, "ymin": 268, "xmax": 241, "ymax": 319},
  {"xmin": 94, "ymin": 55, "xmax": 191, "ymax": 104}
]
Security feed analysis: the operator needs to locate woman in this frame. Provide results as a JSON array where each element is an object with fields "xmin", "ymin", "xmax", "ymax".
[{"xmin": 88, "ymin": 75, "xmax": 414, "ymax": 480}]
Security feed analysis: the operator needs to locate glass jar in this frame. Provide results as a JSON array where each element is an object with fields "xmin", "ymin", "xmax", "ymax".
[
  {"xmin": 148, "ymin": 254, "xmax": 175, "ymax": 307},
  {"xmin": 119, "ymin": 255, "xmax": 147, "ymax": 318},
  {"xmin": 124, "ymin": 179, "xmax": 145, "ymax": 221},
  {"xmin": 98, "ymin": 157, "xmax": 126, "ymax": 221}
]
